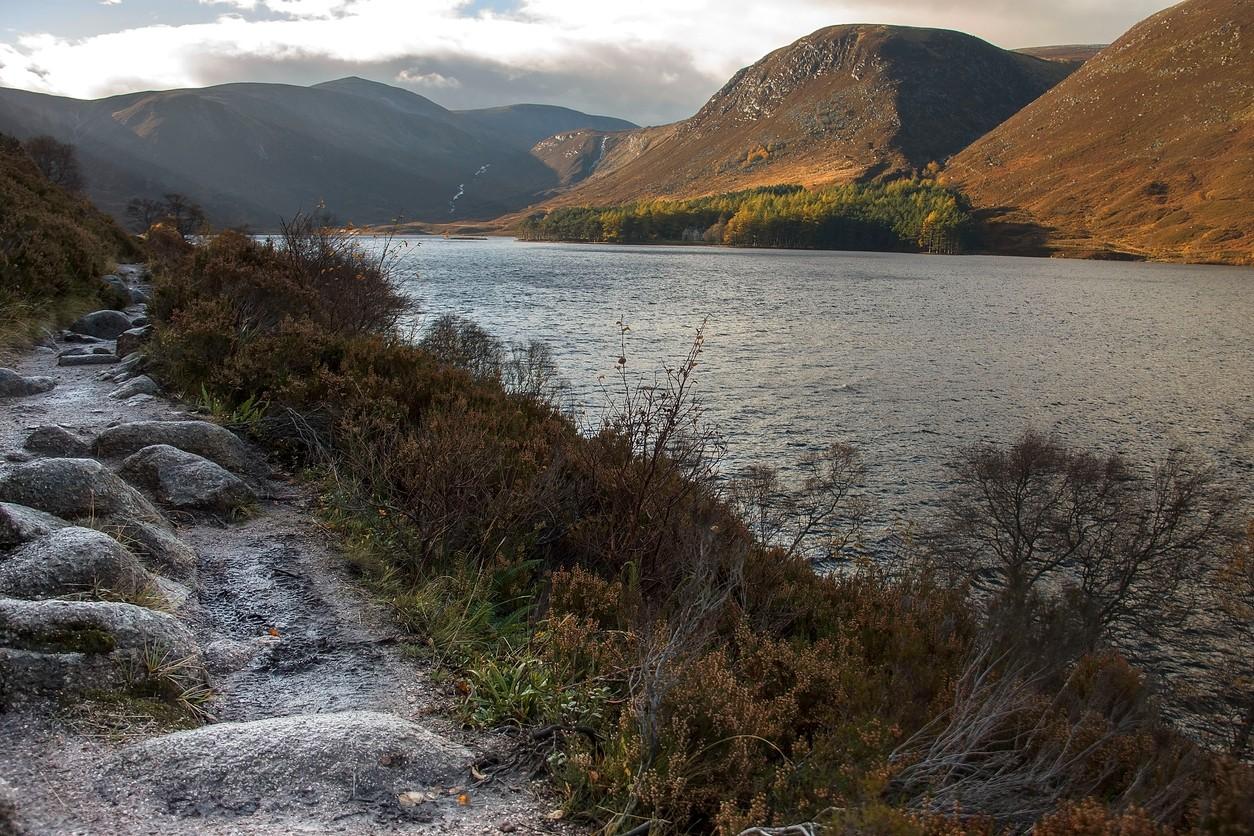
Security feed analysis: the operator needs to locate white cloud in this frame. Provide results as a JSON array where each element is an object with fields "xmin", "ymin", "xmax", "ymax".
[{"xmin": 0, "ymin": 1, "xmax": 1177, "ymax": 123}]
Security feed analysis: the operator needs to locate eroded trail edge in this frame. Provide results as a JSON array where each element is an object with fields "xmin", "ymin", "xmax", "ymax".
[{"xmin": 0, "ymin": 265, "xmax": 563, "ymax": 835}]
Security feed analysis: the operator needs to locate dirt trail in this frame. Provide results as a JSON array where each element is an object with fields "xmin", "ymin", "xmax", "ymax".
[{"xmin": 0, "ymin": 266, "xmax": 569, "ymax": 834}]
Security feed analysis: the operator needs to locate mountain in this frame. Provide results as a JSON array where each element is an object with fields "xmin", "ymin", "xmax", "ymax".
[
  {"xmin": 947, "ymin": 0, "xmax": 1254, "ymax": 263},
  {"xmin": 0, "ymin": 78, "xmax": 636, "ymax": 228},
  {"xmin": 539, "ymin": 25, "xmax": 1075, "ymax": 207}
]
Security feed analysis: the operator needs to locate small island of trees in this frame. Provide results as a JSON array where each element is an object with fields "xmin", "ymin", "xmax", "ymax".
[{"xmin": 518, "ymin": 180, "xmax": 972, "ymax": 254}]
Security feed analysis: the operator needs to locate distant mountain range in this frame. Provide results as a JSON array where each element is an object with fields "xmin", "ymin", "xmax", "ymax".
[
  {"xmin": 0, "ymin": 0, "xmax": 1248, "ymax": 263},
  {"xmin": 0, "ymin": 78, "xmax": 634, "ymax": 227},
  {"xmin": 537, "ymin": 25, "xmax": 1075, "ymax": 208}
]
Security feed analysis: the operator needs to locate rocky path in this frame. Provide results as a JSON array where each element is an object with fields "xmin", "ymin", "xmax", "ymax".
[{"xmin": 0, "ymin": 266, "xmax": 567, "ymax": 834}]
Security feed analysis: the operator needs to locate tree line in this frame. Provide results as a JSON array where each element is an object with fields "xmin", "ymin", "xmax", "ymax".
[{"xmin": 518, "ymin": 180, "xmax": 973, "ymax": 254}]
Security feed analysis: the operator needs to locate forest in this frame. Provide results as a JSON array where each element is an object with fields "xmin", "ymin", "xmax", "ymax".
[{"xmin": 517, "ymin": 180, "xmax": 973, "ymax": 254}]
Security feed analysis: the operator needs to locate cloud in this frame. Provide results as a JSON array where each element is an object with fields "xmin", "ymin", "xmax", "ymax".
[{"xmin": 0, "ymin": 1, "xmax": 1177, "ymax": 124}]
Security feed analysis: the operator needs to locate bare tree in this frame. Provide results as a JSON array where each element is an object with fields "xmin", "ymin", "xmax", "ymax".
[
  {"xmin": 162, "ymin": 192, "xmax": 207, "ymax": 236},
  {"xmin": 125, "ymin": 197, "xmax": 166, "ymax": 232},
  {"xmin": 22, "ymin": 135, "xmax": 83, "ymax": 192},
  {"xmin": 934, "ymin": 430, "xmax": 1235, "ymax": 651}
]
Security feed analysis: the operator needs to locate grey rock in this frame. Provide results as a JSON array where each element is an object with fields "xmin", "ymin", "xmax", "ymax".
[
  {"xmin": 116, "ymin": 326, "xmax": 153, "ymax": 358},
  {"xmin": 0, "ymin": 503, "xmax": 69, "ymax": 551},
  {"xmin": 0, "ymin": 459, "xmax": 195, "ymax": 574},
  {"xmin": 106, "ymin": 354, "xmax": 144, "ymax": 383},
  {"xmin": 108, "ymin": 375, "xmax": 160, "ymax": 401},
  {"xmin": 102, "ymin": 274, "xmax": 129, "ymax": 298},
  {"xmin": 0, "ymin": 776, "xmax": 24, "ymax": 836},
  {"xmin": 69, "ymin": 310, "xmax": 132, "ymax": 340},
  {"xmin": 62, "ymin": 332, "xmax": 101, "ymax": 344},
  {"xmin": 131, "ymin": 316, "xmax": 151, "ymax": 328},
  {"xmin": 0, "ymin": 458, "xmax": 165, "ymax": 525},
  {"xmin": 58, "ymin": 353, "xmax": 117, "ymax": 367},
  {"xmin": 95, "ymin": 421, "xmax": 267, "ymax": 480},
  {"xmin": 103, "ymin": 712, "xmax": 470, "ymax": 817},
  {"xmin": 0, "ymin": 368, "xmax": 56, "ymax": 398},
  {"xmin": 22, "ymin": 425, "xmax": 92, "ymax": 458},
  {"xmin": 129, "ymin": 287, "xmax": 151, "ymax": 304},
  {"xmin": 0, "ymin": 598, "xmax": 204, "ymax": 706},
  {"xmin": 121, "ymin": 445, "xmax": 255, "ymax": 515},
  {"xmin": 112, "ymin": 520, "xmax": 197, "ymax": 576},
  {"xmin": 203, "ymin": 637, "xmax": 264, "ymax": 673},
  {"xmin": 0, "ymin": 527, "xmax": 159, "ymax": 602},
  {"xmin": 3, "ymin": 453, "xmax": 32, "ymax": 464}
]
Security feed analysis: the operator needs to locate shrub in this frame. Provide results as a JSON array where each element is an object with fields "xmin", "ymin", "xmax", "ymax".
[
  {"xmin": 0, "ymin": 132, "xmax": 137, "ymax": 354},
  {"xmin": 148, "ymin": 224, "xmax": 1251, "ymax": 834}
]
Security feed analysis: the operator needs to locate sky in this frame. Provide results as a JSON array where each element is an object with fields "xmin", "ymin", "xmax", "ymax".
[{"xmin": 0, "ymin": 0, "xmax": 1180, "ymax": 125}]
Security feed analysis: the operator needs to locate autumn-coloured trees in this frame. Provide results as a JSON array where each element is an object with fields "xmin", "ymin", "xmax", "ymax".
[{"xmin": 518, "ymin": 180, "xmax": 972, "ymax": 253}]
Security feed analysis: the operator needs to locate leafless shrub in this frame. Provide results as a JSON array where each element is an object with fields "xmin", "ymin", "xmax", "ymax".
[
  {"xmin": 22, "ymin": 134, "xmax": 83, "ymax": 192},
  {"xmin": 932, "ymin": 430, "xmax": 1237, "ymax": 652},
  {"xmin": 418, "ymin": 314, "xmax": 503, "ymax": 380},
  {"xmin": 276, "ymin": 211, "xmax": 416, "ymax": 335},
  {"xmin": 729, "ymin": 443, "xmax": 868, "ymax": 559}
]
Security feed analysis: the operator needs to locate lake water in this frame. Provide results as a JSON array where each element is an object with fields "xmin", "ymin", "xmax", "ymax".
[{"xmin": 364, "ymin": 236, "xmax": 1254, "ymax": 535}]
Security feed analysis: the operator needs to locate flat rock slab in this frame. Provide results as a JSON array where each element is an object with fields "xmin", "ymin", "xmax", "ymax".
[
  {"xmin": 108, "ymin": 375, "xmax": 160, "ymax": 401},
  {"xmin": 102, "ymin": 711, "xmax": 471, "ymax": 820},
  {"xmin": 95, "ymin": 421, "xmax": 267, "ymax": 480},
  {"xmin": 58, "ymin": 353, "xmax": 118, "ymax": 367},
  {"xmin": 0, "ymin": 368, "xmax": 56, "ymax": 398}
]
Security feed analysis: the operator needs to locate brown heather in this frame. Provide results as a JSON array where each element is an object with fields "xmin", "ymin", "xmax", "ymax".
[{"xmin": 146, "ymin": 226, "xmax": 1253, "ymax": 834}]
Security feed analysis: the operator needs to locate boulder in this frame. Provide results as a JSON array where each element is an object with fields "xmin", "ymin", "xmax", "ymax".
[
  {"xmin": 102, "ymin": 712, "xmax": 470, "ymax": 818},
  {"xmin": 22, "ymin": 425, "xmax": 92, "ymax": 458},
  {"xmin": 0, "ymin": 598, "xmax": 204, "ymax": 706},
  {"xmin": 106, "ymin": 354, "xmax": 144, "ymax": 383},
  {"xmin": 115, "ymin": 326, "xmax": 153, "ymax": 358},
  {"xmin": 0, "ymin": 368, "xmax": 56, "ymax": 398},
  {"xmin": 0, "ymin": 458, "xmax": 165, "ymax": 525},
  {"xmin": 69, "ymin": 310, "xmax": 132, "ymax": 340},
  {"xmin": 0, "ymin": 527, "xmax": 158, "ymax": 602},
  {"xmin": 131, "ymin": 315, "xmax": 151, "ymax": 328},
  {"xmin": 95, "ymin": 421, "xmax": 267, "ymax": 480},
  {"xmin": 112, "ymin": 521, "xmax": 198, "ymax": 576},
  {"xmin": 121, "ymin": 445, "xmax": 255, "ymax": 515},
  {"xmin": 58, "ymin": 353, "xmax": 117, "ymax": 367},
  {"xmin": 0, "ymin": 503, "xmax": 69, "ymax": 551},
  {"xmin": 109, "ymin": 375, "xmax": 160, "ymax": 401}
]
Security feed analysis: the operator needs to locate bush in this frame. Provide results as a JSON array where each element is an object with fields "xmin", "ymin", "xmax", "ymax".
[
  {"xmin": 0, "ymin": 132, "xmax": 137, "ymax": 354},
  {"xmin": 149, "ymin": 224, "xmax": 1251, "ymax": 834}
]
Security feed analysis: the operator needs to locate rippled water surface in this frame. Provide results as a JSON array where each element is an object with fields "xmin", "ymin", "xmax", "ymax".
[{"xmin": 366, "ymin": 236, "xmax": 1254, "ymax": 530}]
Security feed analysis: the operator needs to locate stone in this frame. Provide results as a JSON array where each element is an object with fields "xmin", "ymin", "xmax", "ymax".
[
  {"xmin": 0, "ymin": 598, "xmax": 204, "ymax": 706},
  {"xmin": 68, "ymin": 310, "xmax": 133, "ymax": 340},
  {"xmin": 112, "ymin": 521, "xmax": 198, "ymax": 576},
  {"xmin": 0, "ymin": 527, "xmax": 159, "ymax": 602},
  {"xmin": 108, "ymin": 375, "xmax": 160, "ymax": 401},
  {"xmin": 0, "ymin": 458, "xmax": 165, "ymax": 525},
  {"xmin": 102, "ymin": 712, "xmax": 470, "ymax": 818},
  {"xmin": 95, "ymin": 421, "xmax": 267, "ymax": 480},
  {"xmin": 0, "ymin": 502, "xmax": 69, "ymax": 551},
  {"xmin": 22, "ymin": 425, "xmax": 92, "ymax": 458},
  {"xmin": 106, "ymin": 354, "xmax": 144, "ymax": 383},
  {"xmin": 121, "ymin": 445, "xmax": 256, "ymax": 515},
  {"xmin": 0, "ymin": 368, "xmax": 56, "ymax": 398},
  {"xmin": 131, "ymin": 316, "xmax": 151, "ymax": 328},
  {"xmin": 58, "ymin": 353, "xmax": 117, "ymax": 367},
  {"xmin": 116, "ymin": 326, "xmax": 153, "ymax": 358},
  {"xmin": 129, "ymin": 287, "xmax": 151, "ymax": 304},
  {"xmin": 62, "ymin": 333, "xmax": 101, "ymax": 344}
]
